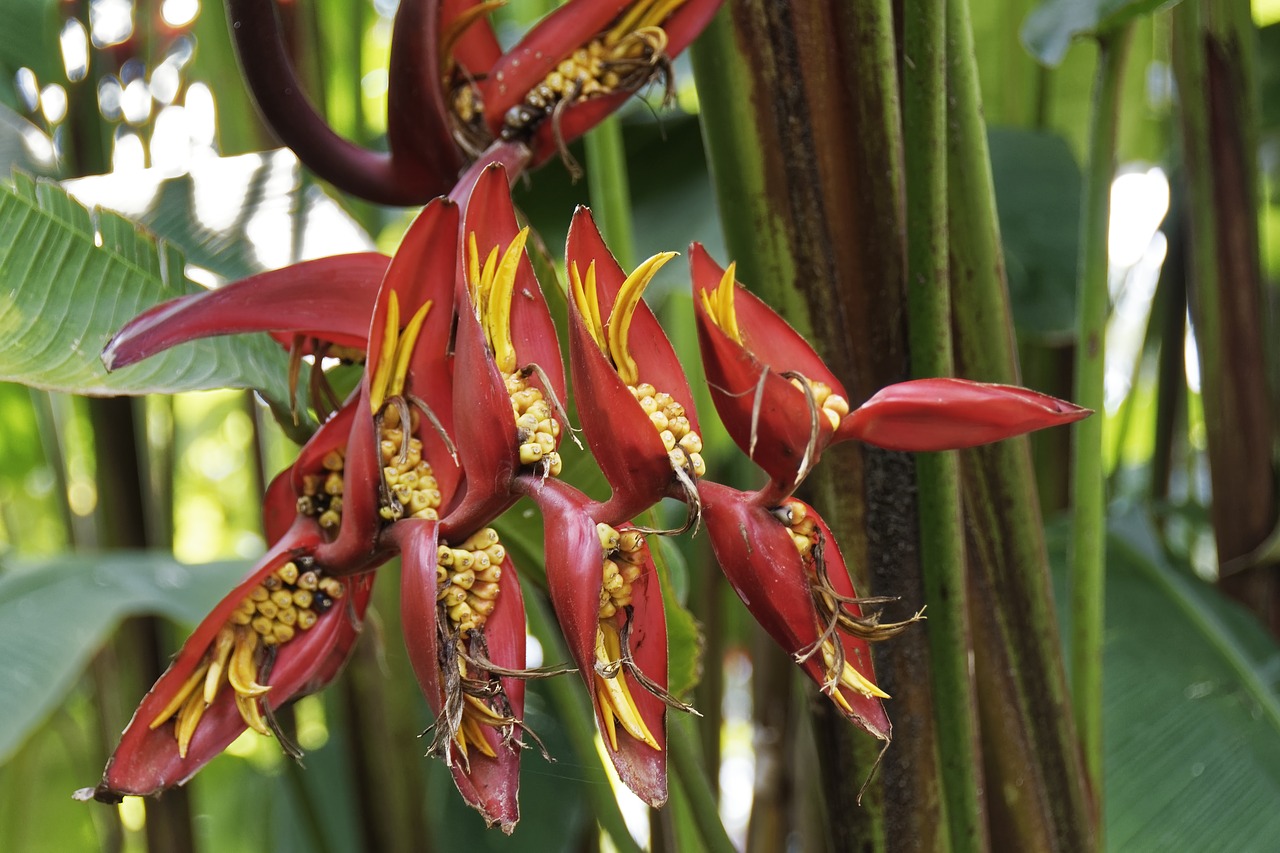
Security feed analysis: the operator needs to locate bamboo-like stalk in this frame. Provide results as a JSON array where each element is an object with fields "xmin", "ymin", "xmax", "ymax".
[
  {"xmin": 585, "ymin": 116, "xmax": 638, "ymax": 270},
  {"xmin": 1170, "ymin": 1, "xmax": 1277, "ymax": 630},
  {"xmin": 944, "ymin": 0, "xmax": 1096, "ymax": 848},
  {"xmin": 1071, "ymin": 27, "xmax": 1131, "ymax": 815},
  {"xmin": 694, "ymin": 2, "xmax": 944, "ymax": 846},
  {"xmin": 903, "ymin": 4, "xmax": 986, "ymax": 851},
  {"xmin": 669, "ymin": 717, "xmax": 737, "ymax": 853}
]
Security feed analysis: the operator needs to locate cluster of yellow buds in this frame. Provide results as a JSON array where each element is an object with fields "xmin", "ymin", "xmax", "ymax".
[
  {"xmin": 593, "ymin": 523, "xmax": 660, "ymax": 751},
  {"xmin": 150, "ymin": 560, "xmax": 345, "ymax": 756},
  {"xmin": 788, "ymin": 376, "xmax": 850, "ymax": 431},
  {"xmin": 437, "ymin": 527, "xmax": 506, "ymax": 636},
  {"xmin": 627, "ymin": 382, "xmax": 705, "ymax": 479},
  {"xmin": 777, "ymin": 499, "xmax": 818, "ymax": 559},
  {"xmin": 378, "ymin": 406, "xmax": 444, "ymax": 521},
  {"xmin": 771, "ymin": 501, "xmax": 888, "ymax": 706},
  {"xmin": 298, "ymin": 449, "xmax": 345, "ymax": 531},
  {"xmin": 498, "ymin": 8, "xmax": 674, "ymax": 142},
  {"xmin": 596, "ymin": 522, "xmax": 648, "ymax": 620},
  {"xmin": 508, "ymin": 372, "xmax": 563, "ymax": 476}
]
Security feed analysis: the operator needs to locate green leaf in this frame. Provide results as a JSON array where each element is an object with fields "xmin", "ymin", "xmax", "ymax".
[
  {"xmin": 652, "ymin": 534, "xmax": 703, "ymax": 700},
  {"xmin": 0, "ymin": 551, "xmax": 248, "ymax": 763},
  {"xmin": 1021, "ymin": 0, "xmax": 1182, "ymax": 66},
  {"xmin": 0, "ymin": 172, "xmax": 297, "ymax": 406},
  {"xmin": 1049, "ymin": 512, "xmax": 1280, "ymax": 847},
  {"xmin": 988, "ymin": 128, "xmax": 1081, "ymax": 341}
]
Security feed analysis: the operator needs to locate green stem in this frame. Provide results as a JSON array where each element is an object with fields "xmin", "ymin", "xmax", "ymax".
[
  {"xmin": 523, "ymin": 585, "xmax": 643, "ymax": 853},
  {"xmin": 904, "ymin": 3, "xmax": 985, "ymax": 851},
  {"xmin": 946, "ymin": 0, "xmax": 1095, "ymax": 847},
  {"xmin": 1070, "ymin": 24, "xmax": 1131, "ymax": 813},
  {"xmin": 584, "ymin": 116, "xmax": 637, "ymax": 269},
  {"xmin": 669, "ymin": 717, "xmax": 736, "ymax": 853}
]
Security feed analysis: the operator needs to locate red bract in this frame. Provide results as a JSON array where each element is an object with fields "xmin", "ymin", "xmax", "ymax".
[
  {"xmin": 700, "ymin": 483, "xmax": 912, "ymax": 742},
  {"xmin": 565, "ymin": 206, "xmax": 703, "ymax": 523},
  {"xmin": 447, "ymin": 0, "xmax": 724, "ymax": 169},
  {"xmin": 102, "ymin": 253, "xmax": 388, "ymax": 368},
  {"xmin": 519, "ymin": 476, "xmax": 678, "ymax": 807},
  {"xmin": 839, "ymin": 378, "xmax": 1092, "ymax": 451},
  {"xmin": 83, "ymin": 519, "xmax": 374, "ymax": 801},
  {"xmin": 691, "ymin": 243, "xmax": 1092, "ymax": 500},
  {"xmin": 394, "ymin": 518, "xmax": 530, "ymax": 832},
  {"xmin": 691, "ymin": 243, "xmax": 847, "ymax": 496},
  {"xmin": 443, "ymin": 164, "xmax": 566, "ymax": 537}
]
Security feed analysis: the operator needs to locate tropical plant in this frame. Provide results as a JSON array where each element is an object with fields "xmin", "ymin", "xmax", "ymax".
[{"xmin": 2, "ymin": 1, "xmax": 1279, "ymax": 852}]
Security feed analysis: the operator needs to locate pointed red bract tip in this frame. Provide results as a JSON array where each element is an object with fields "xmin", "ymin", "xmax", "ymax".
[
  {"xmin": 101, "ymin": 253, "xmax": 389, "ymax": 371},
  {"xmin": 94, "ymin": 521, "xmax": 375, "ymax": 800},
  {"xmin": 838, "ymin": 378, "xmax": 1092, "ymax": 451}
]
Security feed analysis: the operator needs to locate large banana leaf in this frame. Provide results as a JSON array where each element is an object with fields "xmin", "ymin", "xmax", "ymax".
[
  {"xmin": 0, "ymin": 552, "xmax": 248, "ymax": 763},
  {"xmin": 1051, "ymin": 512, "xmax": 1280, "ymax": 848},
  {"xmin": 0, "ymin": 172, "xmax": 296, "ymax": 405}
]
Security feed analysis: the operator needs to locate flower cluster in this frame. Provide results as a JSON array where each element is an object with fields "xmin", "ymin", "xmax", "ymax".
[{"xmin": 79, "ymin": 0, "xmax": 1090, "ymax": 834}]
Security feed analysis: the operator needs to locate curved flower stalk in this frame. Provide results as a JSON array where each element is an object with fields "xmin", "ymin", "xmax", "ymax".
[
  {"xmin": 443, "ymin": 163, "xmax": 569, "ymax": 537},
  {"xmin": 690, "ymin": 243, "xmax": 1091, "ymax": 501},
  {"xmin": 226, "ymin": 0, "xmax": 463, "ymax": 205},
  {"xmin": 227, "ymin": 0, "xmax": 722, "ymax": 205},
  {"xmin": 565, "ymin": 206, "xmax": 704, "ymax": 525},
  {"xmin": 82, "ymin": 519, "xmax": 375, "ymax": 801},
  {"xmin": 518, "ymin": 475, "xmax": 693, "ymax": 808}
]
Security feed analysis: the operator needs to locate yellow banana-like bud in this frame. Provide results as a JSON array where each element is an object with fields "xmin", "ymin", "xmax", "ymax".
[
  {"xmin": 388, "ymin": 299, "xmax": 433, "ymax": 400},
  {"xmin": 148, "ymin": 662, "xmax": 210, "ymax": 730},
  {"xmin": 203, "ymin": 626, "xmax": 237, "ymax": 705},
  {"xmin": 175, "ymin": 691, "xmax": 207, "ymax": 758},
  {"xmin": 594, "ymin": 623, "xmax": 660, "ymax": 751},
  {"xmin": 486, "ymin": 227, "xmax": 530, "ymax": 374},
  {"xmin": 820, "ymin": 639, "xmax": 889, "ymax": 699},
  {"xmin": 570, "ymin": 260, "xmax": 607, "ymax": 353},
  {"xmin": 606, "ymin": 252, "xmax": 677, "ymax": 386},
  {"xmin": 369, "ymin": 291, "xmax": 402, "ymax": 413}
]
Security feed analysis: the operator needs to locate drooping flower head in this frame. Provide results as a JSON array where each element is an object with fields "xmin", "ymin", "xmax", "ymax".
[
  {"xmin": 519, "ymin": 475, "xmax": 691, "ymax": 807},
  {"xmin": 565, "ymin": 206, "xmax": 704, "ymax": 524},
  {"xmin": 84, "ymin": 520, "xmax": 375, "ymax": 801}
]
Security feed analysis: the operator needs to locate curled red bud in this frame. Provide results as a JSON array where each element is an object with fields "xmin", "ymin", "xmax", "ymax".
[{"xmin": 838, "ymin": 378, "xmax": 1092, "ymax": 451}]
